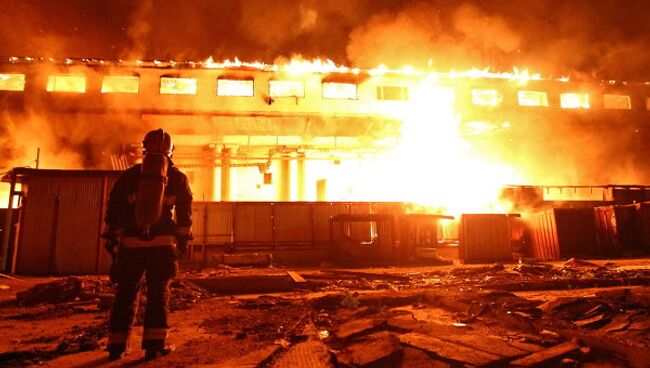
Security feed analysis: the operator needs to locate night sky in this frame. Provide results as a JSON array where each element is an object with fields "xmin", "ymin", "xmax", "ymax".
[{"xmin": 1, "ymin": 0, "xmax": 649, "ymax": 80}]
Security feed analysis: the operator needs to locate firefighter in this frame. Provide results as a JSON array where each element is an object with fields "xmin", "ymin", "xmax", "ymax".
[{"xmin": 103, "ymin": 129, "xmax": 192, "ymax": 361}]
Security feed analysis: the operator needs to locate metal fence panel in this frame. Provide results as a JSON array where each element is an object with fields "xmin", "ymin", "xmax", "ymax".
[
  {"xmin": 53, "ymin": 176, "xmax": 104, "ymax": 275},
  {"xmin": 233, "ymin": 202, "xmax": 273, "ymax": 243},
  {"xmin": 594, "ymin": 206, "xmax": 617, "ymax": 256},
  {"xmin": 614, "ymin": 204, "xmax": 644, "ymax": 253},
  {"xmin": 593, "ymin": 205, "xmax": 642, "ymax": 256},
  {"xmin": 16, "ymin": 173, "xmax": 117, "ymax": 275},
  {"xmin": 16, "ymin": 177, "xmax": 58, "ymax": 275},
  {"xmin": 554, "ymin": 208, "xmax": 599, "ymax": 258},
  {"xmin": 312, "ymin": 203, "xmax": 349, "ymax": 243},
  {"xmin": 96, "ymin": 175, "xmax": 119, "ymax": 274},
  {"xmin": 192, "ymin": 202, "xmax": 234, "ymax": 245},
  {"xmin": 273, "ymin": 203, "xmax": 312, "ymax": 243},
  {"xmin": 349, "ymin": 202, "xmax": 372, "ymax": 241},
  {"xmin": 636, "ymin": 202, "xmax": 650, "ymax": 253},
  {"xmin": 460, "ymin": 214, "xmax": 513, "ymax": 263}
]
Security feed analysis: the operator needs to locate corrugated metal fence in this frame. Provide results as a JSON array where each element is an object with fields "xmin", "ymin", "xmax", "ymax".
[
  {"xmin": 14, "ymin": 171, "xmax": 405, "ymax": 275},
  {"xmin": 191, "ymin": 201, "xmax": 403, "ymax": 249},
  {"xmin": 15, "ymin": 171, "xmax": 119, "ymax": 276},
  {"xmin": 527, "ymin": 204, "xmax": 650, "ymax": 260}
]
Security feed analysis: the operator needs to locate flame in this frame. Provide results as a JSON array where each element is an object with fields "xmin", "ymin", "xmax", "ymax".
[
  {"xmin": 449, "ymin": 67, "xmax": 541, "ymax": 84},
  {"xmin": 313, "ymin": 75, "xmax": 525, "ymax": 215},
  {"xmin": 1, "ymin": 55, "xmax": 563, "ymax": 213},
  {"xmin": 203, "ymin": 56, "xmax": 269, "ymax": 71}
]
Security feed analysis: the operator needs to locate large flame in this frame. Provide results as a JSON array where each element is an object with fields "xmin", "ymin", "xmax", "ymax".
[
  {"xmin": 314, "ymin": 75, "xmax": 525, "ymax": 215},
  {"xmin": 1, "ymin": 56, "xmax": 553, "ymax": 212}
]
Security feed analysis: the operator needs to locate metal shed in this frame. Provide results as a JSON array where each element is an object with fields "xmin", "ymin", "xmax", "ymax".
[{"xmin": 5, "ymin": 169, "xmax": 120, "ymax": 275}]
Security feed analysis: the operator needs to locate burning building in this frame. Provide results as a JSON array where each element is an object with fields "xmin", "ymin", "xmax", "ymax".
[
  {"xmin": 2, "ymin": 57, "xmax": 650, "ymax": 274},
  {"xmin": 2, "ymin": 57, "xmax": 650, "ymax": 208}
]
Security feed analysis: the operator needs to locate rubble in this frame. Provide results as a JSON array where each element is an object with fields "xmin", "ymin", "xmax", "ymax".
[
  {"xmin": 337, "ymin": 332, "xmax": 402, "ymax": 367},
  {"xmin": 2, "ymin": 260, "xmax": 650, "ymax": 367},
  {"xmin": 16, "ymin": 277, "xmax": 109, "ymax": 306},
  {"xmin": 269, "ymin": 340, "xmax": 333, "ymax": 368},
  {"xmin": 510, "ymin": 339, "xmax": 581, "ymax": 367}
]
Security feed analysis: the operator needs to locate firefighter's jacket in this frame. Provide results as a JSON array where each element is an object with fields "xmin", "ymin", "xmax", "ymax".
[{"xmin": 105, "ymin": 161, "xmax": 193, "ymax": 240}]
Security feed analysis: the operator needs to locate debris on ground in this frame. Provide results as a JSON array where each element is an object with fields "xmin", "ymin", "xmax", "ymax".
[
  {"xmin": 16, "ymin": 277, "xmax": 109, "ymax": 306},
  {"xmin": 2, "ymin": 260, "xmax": 650, "ymax": 367}
]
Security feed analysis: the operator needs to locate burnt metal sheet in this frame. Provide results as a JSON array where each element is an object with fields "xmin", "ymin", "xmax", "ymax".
[
  {"xmin": 273, "ymin": 203, "xmax": 312, "ymax": 243},
  {"xmin": 349, "ymin": 202, "xmax": 372, "ymax": 242},
  {"xmin": 594, "ymin": 205, "xmax": 643, "ymax": 256},
  {"xmin": 330, "ymin": 214, "xmax": 395, "ymax": 262},
  {"xmin": 95, "ymin": 176, "xmax": 118, "ymax": 274},
  {"xmin": 192, "ymin": 202, "xmax": 233, "ymax": 245},
  {"xmin": 312, "ymin": 202, "xmax": 349, "ymax": 244},
  {"xmin": 16, "ymin": 173, "xmax": 117, "ymax": 275},
  {"xmin": 528, "ymin": 208, "xmax": 599, "ymax": 261},
  {"xmin": 614, "ymin": 205, "xmax": 643, "ymax": 253},
  {"xmin": 398, "ymin": 214, "xmax": 448, "ymax": 259},
  {"xmin": 594, "ymin": 206, "xmax": 618, "ymax": 256},
  {"xmin": 459, "ymin": 214, "xmax": 513, "ymax": 264},
  {"xmin": 370, "ymin": 202, "xmax": 404, "ymax": 216},
  {"xmin": 528, "ymin": 209, "xmax": 560, "ymax": 261},
  {"xmin": 16, "ymin": 177, "xmax": 58, "ymax": 275},
  {"xmin": 233, "ymin": 202, "xmax": 273, "ymax": 244},
  {"xmin": 554, "ymin": 208, "xmax": 599, "ymax": 258},
  {"xmin": 53, "ymin": 176, "xmax": 104, "ymax": 275},
  {"xmin": 636, "ymin": 202, "xmax": 650, "ymax": 252}
]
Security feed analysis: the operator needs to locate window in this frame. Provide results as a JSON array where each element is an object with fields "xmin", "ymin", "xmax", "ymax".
[
  {"xmin": 46, "ymin": 75, "xmax": 86, "ymax": 93},
  {"xmin": 101, "ymin": 76, "xmax": 139, "ymax": 94},
  {"xmin": 560, "ymin": 93, "xmax": 589, "ymax": 109},
  {"xmin": 160, "ymin": 77, "xmax": 197, "ymax": 95},
  {"xmin": 603, "ymin": 94, "xmax": 631, "ymax": 110},
  {"xmin": 269, "ymin": 80, "xmax": 304, "ymax": 97},
  {"xmin": 471, "ymin": 89, "xmax": 501, "ymax": 106},
  {"xmin": 323, "ymin": 82, "xmax": 357, "ymax": 99},
  {"xmin": 217, "ymin": 79, "xmax": 254, "ymax": 97},
  {"xmin": 518, "ymin": 90, "xmax": 548, "ymax": 107},
  {"xmin": 0, "ymin": 73, "xmax": 25, "ymax": 91},
  {"xmin": 376, "ymin": 85, "xmax": 409, "ymax": 101}
]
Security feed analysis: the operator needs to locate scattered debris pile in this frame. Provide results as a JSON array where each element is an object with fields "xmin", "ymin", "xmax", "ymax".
[
  {"xmin": 170, "ymin": 279, "xmax": 214, "ymax": 311},
  {"xmin": 2, "ymin": 260, "xmax": 650, "ymax": 367},
  {"xmin": 300, "ymin": 286, "xmax": 650, "ymax": 367},
  {"xmin": 14, "ymin": 276, "xmax": 212, "ymax": 312},
  {"xmin": 408, "ymin": 259, "xmax": 650, "ymax": 292},
  {"xmin": 16, "ymin": 277, "xmax": 109, "ymax": 306}
]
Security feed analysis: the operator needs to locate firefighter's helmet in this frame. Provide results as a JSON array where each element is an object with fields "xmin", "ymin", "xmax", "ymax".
[{"xmin": 142, "ymin": 129, "xmax": 174, "ymax": 157}]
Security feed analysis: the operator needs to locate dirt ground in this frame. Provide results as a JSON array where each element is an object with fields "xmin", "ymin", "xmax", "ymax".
[{"xmin": 0, "ymin": 258, "xmax": 649, "ymax": 367}]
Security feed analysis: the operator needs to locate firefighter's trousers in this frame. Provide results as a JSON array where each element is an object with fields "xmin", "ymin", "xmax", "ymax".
[{"xmin": 107, "ymin": 246, "xmax": 177, "ymax": 353}]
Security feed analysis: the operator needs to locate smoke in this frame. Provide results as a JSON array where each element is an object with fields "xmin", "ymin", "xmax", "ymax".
[
  {"xmin": 346, "ymin": 3, "xmax": 522, "ymax": 70},
  {"xmin": 123, "ymin": 0, "xmax": 153, "ymax": 61},
  {"xmin": 1, "ymin": 1, "xmax": 648, "ymax": 80}
]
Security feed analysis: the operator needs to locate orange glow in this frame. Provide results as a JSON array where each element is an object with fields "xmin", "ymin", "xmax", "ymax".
[
  {"xmin": 313, "ymin": 78, "xmax": 523, "ymax": 215},
  {"xmin": 518, "ymin": 90, "xmax": 549, "ymax": 107},
  {"xmin": 101, "ymin": 76, "xmax": 139, "ymax": 94},
  {"xmin": 322, "ymin": 82, "xmax": 357, "ymax": 99},
  {"xmin": 0, "ymin": 73, "xmax": 25, "ymax": 91},
  {"xmin": 269, "ymin": 80, "xmax": 304, "ymax": 97},
  {"xmin": 376, "ymin": 85, "xmax": 409, "ymax": 101},
  {"xmin": 160, "ymin": 77, "xmax": 197, "ymax": 95},
  {"xmin": 217, "ymin": 79, "xmax": 254, "ymax": 97},
  {"xmin": 471, "ymin": 89, "xmax": 501, "ymax": 106},
  {"xmin": 603, "ymin": 94, "xmax": 631, "ymax": 110},
  {"xmin": 0, "ymin": 183, "xmax": 22, "ymax": 208},
  {"xmin": 450, "ymin": 67, "xmax": 541, "ymax": 84},
  {"xmin": 560, "ymin": 93, "xmax": 590, "ymax": 109},
  {"xmin": 46, "ymin": 75, "xmax": 86, "ymax": 93}
]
